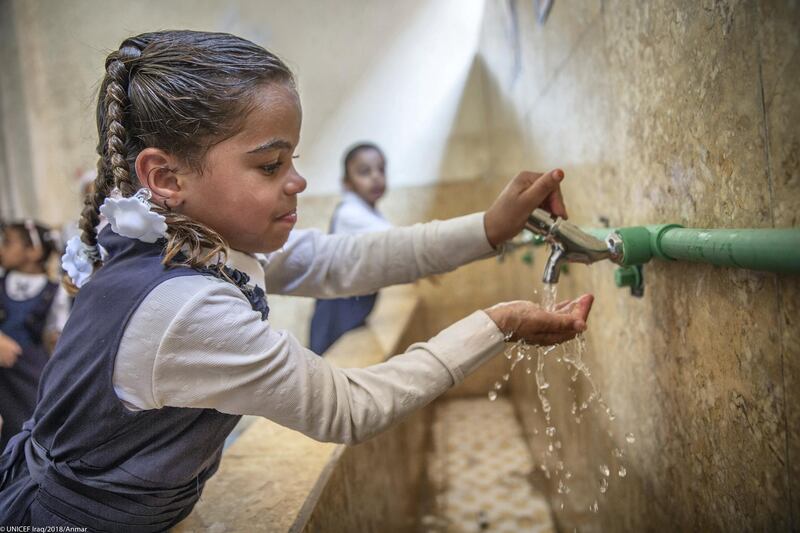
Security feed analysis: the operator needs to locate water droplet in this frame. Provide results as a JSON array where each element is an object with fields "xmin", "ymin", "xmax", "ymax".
[
  {"xmin": 600, "ymin": 477, "xmax": 608, "ymax": 493},
  {"xmin": 546, "ymin": 426, "xmax": 556, "ymax": 437},
  {"xmin": 488, "ymin": 391, "xmax": 498, "ymax": 401},
  {"xmin": 555, "ymin": 440, "xmax": 562, "ymax": 449},
  {"xmin": 560, "ymin": 502, "xmax": 564, "ymax": 510},
  {"xmin": 493, "ymin": 381, "xmax": 502, "ymax": 390},
  {"xmin": 626, "ymin": 432, "xmax": 636, "ymax": 444},
  {"xmin": 600, "ymin": 464, "xmax": 610, "ymax": 477},
  {"xmin": 590, "ymin": 500, "xmax": 599, "ymax": 513},
  {"xmin": 606, "ymin": 408, "xmax": 616, "ymax": 421},
  {"xmin": 565, "ymin": 470, "xmax": 572, "ymax": 480},
  {"xmin": 540, "ymin": 382, "xmax": 550, "ymax": 390},
  {"xmin": 548, "ymin": 444, "xmax": 554, "ymax": 452},
  {"xmin": 525, "ymin": 367, "xmax": 532, "ymax": 374},
  {"xmin": 532, "ymin": 407, "xmax": 538, "ymax": 413},
  {"xmin": 557, "ymin": 461, "xmax": 564, "ymax": 470},
  {"xmin": 613, "ymin": 448, "xmax": 624, "ymax": 459},
  {"xmin": 502, "ymin": 373, "xmax": 510, "ymax": 381},
  {"xmin": 618, "ymin": 466, "xmax": 627, "ymax": 478},
  {"xmin": 574, "ymin": 417, "xmax": 581, "ymax": 424}
]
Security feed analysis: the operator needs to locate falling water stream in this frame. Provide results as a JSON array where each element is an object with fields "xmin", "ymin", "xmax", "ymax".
[{"xmin": 487, "ymin": 281, "xmax": 636, "ymax": 517}]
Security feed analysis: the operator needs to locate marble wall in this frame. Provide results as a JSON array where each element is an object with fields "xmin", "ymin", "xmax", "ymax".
[{"xmin": 478, "ymin": 0, "xmax": 799, "ymax": 530}]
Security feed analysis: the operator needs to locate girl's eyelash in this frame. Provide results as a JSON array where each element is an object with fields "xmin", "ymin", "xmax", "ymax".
[
  {"xmin": 263, "ymin": 155, "xmax": 299, "ymax": 174},
  {"xmin": 262, "ymin": 161, "xmax": 282, "ymax": 174}
]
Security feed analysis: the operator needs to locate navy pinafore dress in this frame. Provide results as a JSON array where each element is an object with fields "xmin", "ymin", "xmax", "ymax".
[
  {"xmin": 308, "ymin": 203, "xmax": 377, "ymax": 354},
  {"xmin": 0, "ymin": 228, "xmax": 264, "ymax": 531}
]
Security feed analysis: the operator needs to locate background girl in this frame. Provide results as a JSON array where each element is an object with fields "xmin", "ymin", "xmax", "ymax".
[
  {"xmin": 309, "ymin": 142, "xmax": 392, "ymax": 353},
  {"xmin": 0, "ymin": 31, "xmax": 592, "ymax": 530},
  {"xmin": 0, "ymin": 220, "xmax": 68, "ymax": 450}
]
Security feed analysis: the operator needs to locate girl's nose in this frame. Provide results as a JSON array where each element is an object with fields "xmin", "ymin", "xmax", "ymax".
[{"xmin": 285, "ymin": 171, "xmax": 307, "ymax": 195}]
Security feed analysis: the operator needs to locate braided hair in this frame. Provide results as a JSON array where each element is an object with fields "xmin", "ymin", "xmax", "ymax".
[{"xmin": 80, "ymin": 30, "xmax": 295, "ymax": 276}]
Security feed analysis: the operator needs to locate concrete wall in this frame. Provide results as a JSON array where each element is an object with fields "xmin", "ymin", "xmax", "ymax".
[
  {"xmin": 303, "ymin": 309, "xmax": 434, "ymax": 533},
  {"xmin": 478, "ymin": 0, "xmax": 799, "ymax": 530}
]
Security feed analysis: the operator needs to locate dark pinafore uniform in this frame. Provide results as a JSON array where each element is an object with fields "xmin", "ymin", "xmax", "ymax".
[
  {"xmin": 0, "ymin": 274, "xmax": 57, "ymax": 451},
  {"xmin": 309, "ymin": 203, "xmax": 377, "ymax": 354},
  {"xmin": 0, "ymin": 228, "xmax": 267, "ymax": 531}
]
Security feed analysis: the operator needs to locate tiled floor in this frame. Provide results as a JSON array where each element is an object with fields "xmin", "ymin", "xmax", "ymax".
[{"xmin": 424, "ymin": 397, "xmax": 555, "ymax": 533}]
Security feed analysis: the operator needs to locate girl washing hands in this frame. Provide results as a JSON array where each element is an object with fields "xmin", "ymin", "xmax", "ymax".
[{"xmin": 0, "ymin": 31, "xmax": 592, "ymax": 530}]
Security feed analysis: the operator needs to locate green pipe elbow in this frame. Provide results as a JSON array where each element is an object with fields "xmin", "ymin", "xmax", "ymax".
[{"xmin": 584, "ymin": 225, "xmax": 678, "ymax": 266}]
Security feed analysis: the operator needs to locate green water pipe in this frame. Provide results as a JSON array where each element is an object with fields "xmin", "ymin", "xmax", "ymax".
[{"xmin": 584, "ymin": 225, "xmax": 800, "ymax": 274}]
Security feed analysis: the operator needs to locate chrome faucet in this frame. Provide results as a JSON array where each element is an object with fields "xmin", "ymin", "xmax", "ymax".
[{"xmin": 524, "ymin": 209, "xmax": 623, "ymax": 283}]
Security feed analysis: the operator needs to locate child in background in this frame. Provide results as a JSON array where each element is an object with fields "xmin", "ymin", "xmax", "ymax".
[
  {"xmin": 309, "ymin": 142, "xmax": 391, "ymax": 353},
  {"xmin": 0, "ymin": 31, "xmax": 592, "ymax": 529},
  {"xmin": 0, "ymin": 221, "xmax": 69, "ymax": 450}
]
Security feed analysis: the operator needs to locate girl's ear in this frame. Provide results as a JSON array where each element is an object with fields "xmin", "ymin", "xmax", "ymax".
[{"xmin": 135, "ymin": 148, "xmax": 184, "ymax": 209}]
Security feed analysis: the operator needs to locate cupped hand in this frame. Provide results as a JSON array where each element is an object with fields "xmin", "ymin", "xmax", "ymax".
[
  {"xmin": 483, "ymin": 169, "xmax": 567, "ymax": 249},
  {"xmin": 484, "ymin": 294, "xmax": 594, "ymax": 346}
]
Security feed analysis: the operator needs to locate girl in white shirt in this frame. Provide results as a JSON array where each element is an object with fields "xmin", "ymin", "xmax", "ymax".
[
  {"xmin": 0, "ymin": 30, "xmax": 592, "ymax": 530},
  {"xmin": 309, "ymin": 142, "xmax": 392, "ymax": 353}
]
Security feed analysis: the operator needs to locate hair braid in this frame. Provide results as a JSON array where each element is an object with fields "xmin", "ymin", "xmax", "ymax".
[
  {"xmin": 77, "ymin": 157, "xmax": 109, "ymax": 250},
  {"xmin": 78, "ymin": 43, "xmax": 142, "ymax": 252},
  {"xmin": 104, "ymin": 44, "xmax": 141, "ymax": 197}
]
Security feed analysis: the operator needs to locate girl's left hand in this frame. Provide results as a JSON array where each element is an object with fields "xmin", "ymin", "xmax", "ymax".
[
  {"xmin": 483, "ymin": 169, "xmax": 567, "ymax": 249},
  {"xmin": 0, "ymin": 332, "xmax": 22, "ymax": 368}
]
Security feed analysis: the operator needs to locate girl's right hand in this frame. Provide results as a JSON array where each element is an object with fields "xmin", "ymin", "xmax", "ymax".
[
  {"xmin": 485, "ymin": 294, "xmax": 594, "ymax": 346},
  {"xmin": 0, "ymin": 332, "xmax": 22, "ymax": 368}
]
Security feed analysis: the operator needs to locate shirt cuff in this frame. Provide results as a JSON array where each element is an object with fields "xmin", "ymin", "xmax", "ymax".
[
  {"xmin": 421, "ymin": 309, "xmax": 506, "ymax": 384},
  {"xmin": 435, "ymin": 212, "xmax": 497, "ymax": 268}
]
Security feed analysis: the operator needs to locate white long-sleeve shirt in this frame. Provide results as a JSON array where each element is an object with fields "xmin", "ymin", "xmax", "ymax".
[{"xmin": 112, "ymin": 213, "xmax": 505, "ymax": 444}]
